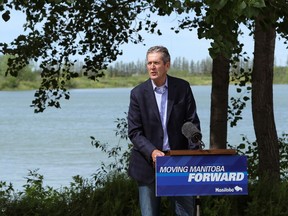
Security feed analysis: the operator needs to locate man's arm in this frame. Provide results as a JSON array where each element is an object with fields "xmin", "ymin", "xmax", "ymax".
[{"xmin": 128, "ymin": 90, "xmax": 157, "ymax": 162}]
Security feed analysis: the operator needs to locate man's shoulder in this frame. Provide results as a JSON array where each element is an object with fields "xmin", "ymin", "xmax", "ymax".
[
  {"xmin": 131, "ymin": 78, "xmax": 151, "ymax": 93},
  {"xmin": 168, "ymin": 75, "xmax": 190, "ymax": 86}
]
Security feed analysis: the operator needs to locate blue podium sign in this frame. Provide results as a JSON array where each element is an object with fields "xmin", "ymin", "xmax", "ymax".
[{"xmin": 155, "ymin": 155, "xmax": 248, "ymax": 196}]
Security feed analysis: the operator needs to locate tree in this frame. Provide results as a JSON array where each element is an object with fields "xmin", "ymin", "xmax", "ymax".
[
  {"xmin": 1, "ymin": 0, "xmax": 286, "ymax": 182},
  {"xmin": 174, "ymin": 1, "xmax": 247, "ymax": 149},
  {"xmin": 253, "ymin": 13, "xmax": 280, "ymax": 181},
  {"xmin": 171, "ymin": 0, "xmax": 284, "ymax": 182},
  {"xmin": 0, "ymin": 54, "xmax": 37, "ymax": 89},
  {"xmin": 251, "ymin": 0, "xmax": 288, "ymax": 181},
  {"xmin": 0, "ymin": 0, "xmax": 159, "ymax": 112},
  {"xmin": 198, "ymin": 0, "xmax": 288, "ymax": 181}
]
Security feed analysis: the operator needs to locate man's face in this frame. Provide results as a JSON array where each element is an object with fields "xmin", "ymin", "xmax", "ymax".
[{"xmin": 146, "ymin": 52, "xmax": 170, "ymax": 86}]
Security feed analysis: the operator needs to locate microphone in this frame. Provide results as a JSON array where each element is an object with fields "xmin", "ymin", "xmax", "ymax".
[{"xmin": 181, "ymin": 121, "xmax": 205, "ymax": 149}]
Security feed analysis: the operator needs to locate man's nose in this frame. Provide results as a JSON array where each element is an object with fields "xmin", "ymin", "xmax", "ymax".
[{"xmin": 150, "ymin": 63, "xmax": 156, "ymax": 68}]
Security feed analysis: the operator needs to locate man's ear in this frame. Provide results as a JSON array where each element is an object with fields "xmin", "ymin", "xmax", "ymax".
[{"xmin": 166, "ymin": 61, "xmax": 171, "ymax": 69}]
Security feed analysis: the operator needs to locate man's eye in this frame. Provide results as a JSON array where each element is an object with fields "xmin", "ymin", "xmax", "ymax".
[{"xmin": 147, "ymin": 62, "xmax": 160, "ymax": 66}]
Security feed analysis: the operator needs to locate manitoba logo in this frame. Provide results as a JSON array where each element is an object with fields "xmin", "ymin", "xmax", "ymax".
[
  {"xmin": 234, "ymin": 186, "xmax": 243, "ymax": 192},
  {"xmin": 215, "ymin": 186, "xmax": 243, "ymax": 193}
]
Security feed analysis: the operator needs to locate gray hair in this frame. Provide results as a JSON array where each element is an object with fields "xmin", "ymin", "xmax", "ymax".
[{"xmin": 146, "ymin": 46, "xmax": 171, "ymax": 64}]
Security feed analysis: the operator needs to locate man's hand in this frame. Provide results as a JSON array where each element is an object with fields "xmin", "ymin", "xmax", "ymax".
[{"xmin": 151, "ymin": 149, "xmax": 165, "ymax": 163}]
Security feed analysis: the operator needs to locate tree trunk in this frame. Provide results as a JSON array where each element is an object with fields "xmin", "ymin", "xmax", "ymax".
[
  {"xmin": 210, "ymin": 54, "xmax": 230, "ymax": 149},
  {"xmin": 252, "ymin": 16, "xmax": 280, "ymax": 181}
]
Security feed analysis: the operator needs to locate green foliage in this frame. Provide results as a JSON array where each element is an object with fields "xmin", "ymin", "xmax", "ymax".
[
  {"xmin": 90, "ymin": 114, "xmax": 131, "ymax": 187},
  {"xmin": 176, "ymin": 0, "xmax": 251, "ymax": 59},
  {"xmin": 0, "ymin": 169, "xmax": 64, "ymax": 216},
  {"xmin": 274, "ymin": 66, "xmax": 288, "ymax": 84},
  {"xmin": 91, "ymin": 173, "xmax": 140, "ymax": 216},
  {"xmin": 245, "ymin": 179, "xmax": 288, "ymax": 216},
  {"xmin": 201, "ymin": 195, "xmax": 243, "ymax": 216},
  {"xmin": 0, "ymin": 0, "xmax": 148, "ymax": 112},
  {"xmin": 0, "ymin": 55, "xmax": 38, "ymax": 89},
  {"xmin": 278, "ymin": 133, "xmax": 288, "ymax": 179},
  {"xmin": 1, "ymin": 170, "xmax": 287, "ymax": 216},
  {"xmin": 228, "ymin": 64, "xmax": 252, "ymax": 127},
  {"xmin": 200, "ymin": 132, "xmax": 288, "ymax": 216},
  {"xmin": 200, "ymin": 181, "xmax": 288, "ymax": 216},
  {"xmin": 230, "ymin": 133, "xmax": 288, "ymax": 182},
  {"xmin": 1, "ymin": 116, "xmax": 288, "ymax": 215},
  {"xmin": 149, "ymin": 0, "xmax": 184, "ymax": 15},
  {"xmin": 0, "ymin": 169, "xmax": 140, "ymax": 216},
  {"xmin": 0, "ymin": 116, "xmax": 171, "ymax": 215},
  {"xmin": 1, "ymin": 0, "xmax": 288, "ymax": 113}
]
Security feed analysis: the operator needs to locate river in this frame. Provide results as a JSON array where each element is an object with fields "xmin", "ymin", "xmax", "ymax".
[{"xmin": 0, "ymin": 85, "xmax": 287, "ymax": 190}]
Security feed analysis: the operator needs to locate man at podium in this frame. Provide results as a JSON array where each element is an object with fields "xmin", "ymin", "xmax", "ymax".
[{"xmin": 128, "ymin": 46, "xmax": 201, "ymax": 216}]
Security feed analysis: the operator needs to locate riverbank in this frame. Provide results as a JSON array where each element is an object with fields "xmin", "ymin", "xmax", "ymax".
[
  {"xmin": 0, "ymin": 73, "xmax": 213, "ymax": 91},
  {"xmin": 1, "ymin": 68, "xmax": 287, "ymax": 91}
]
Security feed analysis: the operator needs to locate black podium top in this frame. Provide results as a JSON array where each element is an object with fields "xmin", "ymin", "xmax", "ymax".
[{"xmin": 166, "ymin": 149, "xmax": 237, "ymax": 156}]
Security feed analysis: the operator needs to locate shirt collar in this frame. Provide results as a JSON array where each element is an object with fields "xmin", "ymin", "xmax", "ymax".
[{"xmin": 151, "ymin": 77, "xmax": 168, "ymax": 90}]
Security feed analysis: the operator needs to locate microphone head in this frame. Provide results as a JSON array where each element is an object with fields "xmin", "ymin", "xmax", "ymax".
[
  {"xmin": 181, "ymin": 122, "xmax": 193, "ymax": 139},
  {"xmin": 181, "ymin": 121, "xmax": 202, "ymax": 142}
]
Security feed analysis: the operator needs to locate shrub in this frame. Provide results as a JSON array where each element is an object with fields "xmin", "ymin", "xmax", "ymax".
[{"xmin": 1, "ymin": 117, "xmax": 287, "ymax": 215}]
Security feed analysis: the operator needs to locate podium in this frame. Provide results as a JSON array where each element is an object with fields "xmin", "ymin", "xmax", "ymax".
[
  {"xmin": 166, "ymin": 149, "xmax": 237, "ymax": 156},
  {"xmin": 155, "ymin": 149, "xmax": 248, "ymax": 197}
]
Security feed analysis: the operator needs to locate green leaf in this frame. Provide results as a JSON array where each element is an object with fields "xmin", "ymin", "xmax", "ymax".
[
  {"xmin": 239, "ymin": 143, "xmax": 246, "ymax": 149},
  {"xmin": 212, "ymin": 0, "xmax": 228, "ymax": 10},
  {"xmin": 239, "ymin": 1, "xmax": 247, "ymax": 10},
  {"xmin": 250, "ymin": 0, "xmax": 266, "ymax": 8},
  {"xmin": 243, "ymin": 96, "xmax": 250, "ymax": 101}
]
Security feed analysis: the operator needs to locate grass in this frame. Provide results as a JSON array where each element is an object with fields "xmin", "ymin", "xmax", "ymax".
[
  {"xmin": 71, "ymin": 74, "xmax": 212, "ymax": 88},
  {"xmin": 1, "ymin": 171, "xmax": 287, "ymax": 216},
  {"xmin": 0, "ymin": 67, "xmax": 287, "ymax": 91}
]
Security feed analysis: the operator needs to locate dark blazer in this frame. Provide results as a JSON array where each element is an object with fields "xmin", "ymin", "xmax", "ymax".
[{"xmin": 127, "ymin": 75, "xmax": 200, "ymax": 184}]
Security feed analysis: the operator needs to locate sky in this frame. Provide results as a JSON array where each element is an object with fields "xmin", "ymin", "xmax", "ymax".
[
  {"xmin": 117, "ymin": 15, "xmax": 288, "ymax": 66},
  {"xmin": 1, "ymin": 10, "xmax": 287, "ymax": 66}
]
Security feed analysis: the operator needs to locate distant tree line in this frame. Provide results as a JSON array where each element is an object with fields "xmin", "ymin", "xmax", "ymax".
[
  {"xmin": 105, "ymin": 56, "xmax": 288, "ymax": 79},
  {"xmin": 0, "ymin": 55, "xmax": 38, "ymax": 89},
  {"xmin": 0, "ymin": 54, "xmax": 285, "ymax": 85},
  {"xmin": 0, "ymin": 54, "xmax": 285, "ymax": 82},
  {"xmin": 106, "ymin": 57, "xmax": 213, "ymax": 76}
]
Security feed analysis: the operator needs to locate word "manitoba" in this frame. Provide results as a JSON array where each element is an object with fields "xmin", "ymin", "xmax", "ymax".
[
  {"xmin": 159, "ymin": 166, "xmax": 225, "ymax": 173},
  {"xmin": 188, "ymin": 172, "xmax": 244, "ymax": 182}
]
